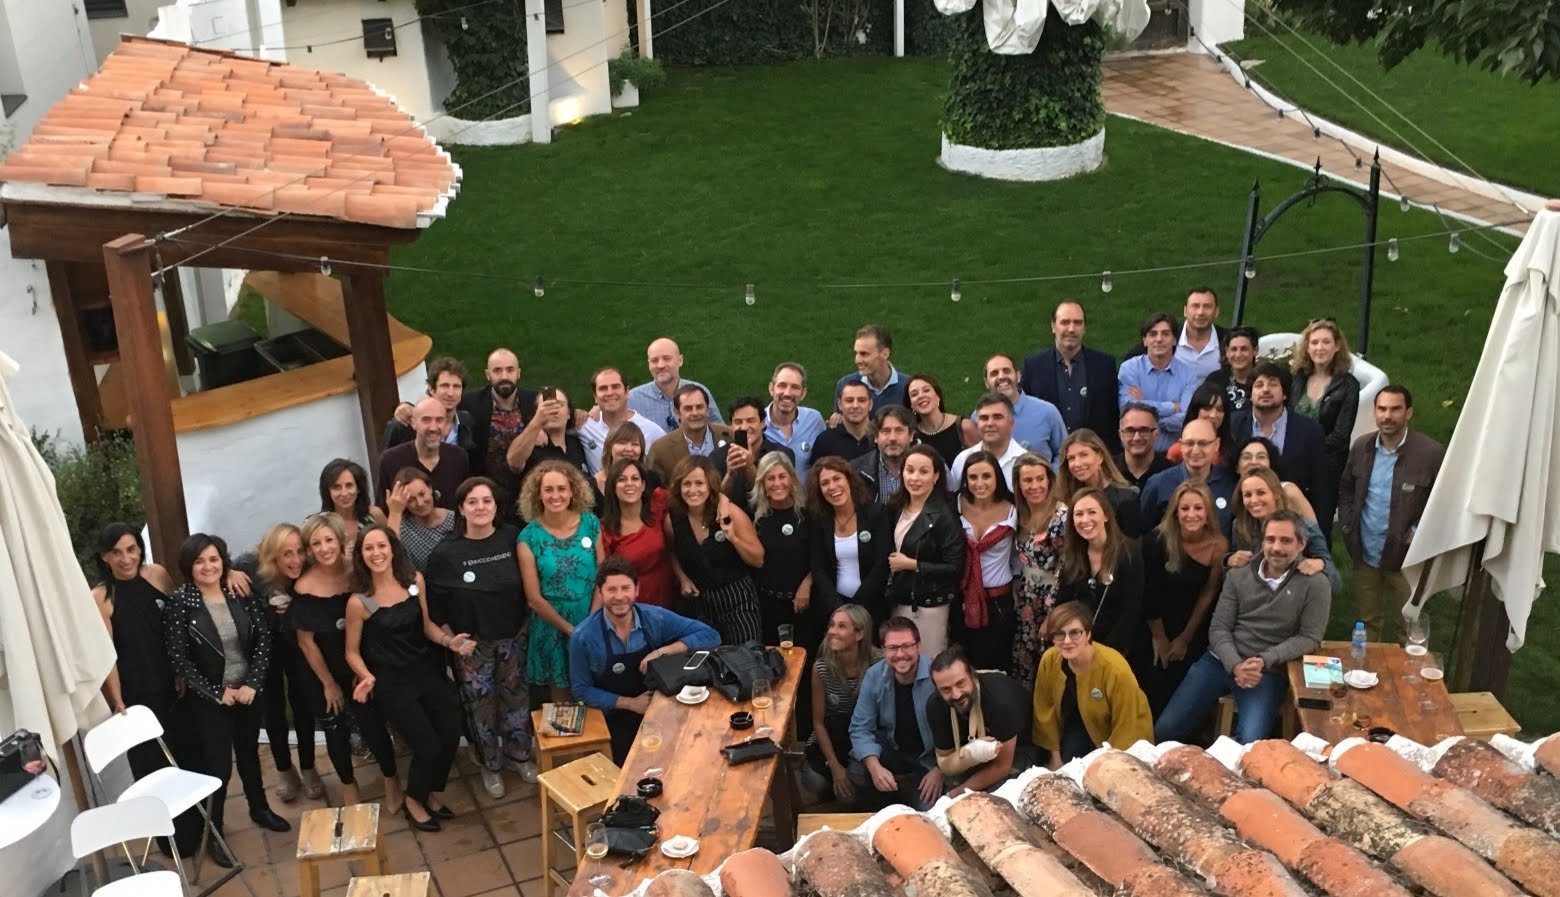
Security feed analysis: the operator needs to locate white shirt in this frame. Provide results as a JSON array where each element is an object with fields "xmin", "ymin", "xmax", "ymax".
[
  {"xmin": 1176, "ymin": 326, "xmax": 1222, "ymax": 381},
  {"xmin": 946, "ymin": 439, "xmax": 1026, "ymax": 494},
  {"xmin": 834, "ymin": 533, "xmax": 862, "ymax": 599},
  {"xmin": 959, "ymin": 504, "xmax": 1018, "ymax": 588},
  {"xmin": 579, "ymin": 411, "xmax": 667, "ymax": 473}
]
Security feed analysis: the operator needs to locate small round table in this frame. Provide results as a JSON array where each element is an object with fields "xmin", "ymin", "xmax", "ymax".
[{"xmin": 0, "ymin": 774, "xmax": 61, "ymax": 849}]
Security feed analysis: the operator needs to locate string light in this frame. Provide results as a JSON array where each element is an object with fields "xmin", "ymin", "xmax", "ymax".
[
  {"xmin": 1387, "ymin": 238, "xmax": 1400, "ymax": 262},
  {"xmin": 318, "ymin": 256, "xmax": 331, "ymax": 277},
  {"xmin": 461, "ymin": 16, "xmax": 469, "ymax": 30},
  {"xmin": 744, "ymin": 283, "xmax": 756, "ymax": 306},
  {"xmin": 1449, "ymin": 232, "xmax": 1461, "ymax": 254},
  {"xmin": 949, "ymin": 278, "xmax": 962, "ymax": 303},
  {"xmin": 1243, "ymin": 258, "xmax": 1257, "ymax": 280},
  {"xmin": 1100, "ymin": 271, "xmax": 1113, "ymax": 293},
  {"xmin": 533, "ymin": 275, "xmax": 545, "ymax": 298},
  {"xmin": 1400, "ymin": 196, "xmax": 1411, "ymax": 213}
]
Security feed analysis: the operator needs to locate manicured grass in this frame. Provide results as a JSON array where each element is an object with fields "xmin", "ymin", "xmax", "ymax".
[
  {"xmin": 385, "ymin": 56, "xmax": 1557, "ymax": 734},
  {"xmin": 1225, "ymin": 28, "xmax": 1560, "ymax": 196}
]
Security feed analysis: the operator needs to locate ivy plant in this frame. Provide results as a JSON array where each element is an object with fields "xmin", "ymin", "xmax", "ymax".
[{"xmin": 415, "ymin": 0, "xmax": 530, "ymax": 120}]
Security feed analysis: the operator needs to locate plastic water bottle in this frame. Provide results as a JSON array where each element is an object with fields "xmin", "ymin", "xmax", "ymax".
[{"xmin": 1351, "ymin": 621, "xmax": 1368, "ymax": 670}]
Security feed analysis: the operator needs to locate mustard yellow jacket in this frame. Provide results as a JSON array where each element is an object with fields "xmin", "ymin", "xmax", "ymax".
[{"xmin": 1031, "ymin": 643, "xmax": 1153, "ymax": 753}]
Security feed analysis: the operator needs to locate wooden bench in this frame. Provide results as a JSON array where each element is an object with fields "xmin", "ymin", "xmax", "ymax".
[
  {"xmin": 297, "ymin": 804, "xmax": 384, "ymax": 897},
  {"xmin": 538, "ymin": 753, "xmax": 620, "ymax": 897},
  {"xmin": 798, "ymin": 813, "xmax": 872, "ymax": 837},
  {"xmin": 1451, "ymin": 692, "xmax": 1520, "ymax": 739},
  {"xmin": 346, "ymin": 872, "xmax": 429, "ymax": 897},
  {"xmin": 530, "ymin": 707, "xmax": 613, "ymax": 774}
]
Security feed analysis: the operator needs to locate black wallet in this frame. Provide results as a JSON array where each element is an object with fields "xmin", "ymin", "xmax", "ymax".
[{"xmin": 721, "ymin": 737, "xmax": 782, "ymax": 765}]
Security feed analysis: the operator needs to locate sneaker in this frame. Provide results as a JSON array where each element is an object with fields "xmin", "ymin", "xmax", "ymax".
[
  {"xmin": 481, "ymin": 769, "xmax": 505, "ymax": 798},
  {"xmin": 507, "ymin": 759, "xmax": 540, "ymax": 784},
  {"xmin": 300, "ymin": 768, "xmax": 325, "ymax": 800},
  {"xmin": 277, "ymin": 767, "xmax": 301, "ymax": 803}
]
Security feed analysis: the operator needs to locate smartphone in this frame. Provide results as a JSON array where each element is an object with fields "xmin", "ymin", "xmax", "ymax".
[
  {"xmin": 734, "ymin": 429, "xmax": 748, "ymax": 450},
  {"xmin": 1298, "ymin": 696, "xmax": 1332, "ymax": 711},
  {"xmin": 682, "ymin": 650, "xmax": 710, "ymax": 671}
]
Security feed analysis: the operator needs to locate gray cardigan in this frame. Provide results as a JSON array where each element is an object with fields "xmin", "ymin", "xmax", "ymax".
[{"xmin": 1209, "ymin": 558, "xmax": 1331, "ymax": 673}]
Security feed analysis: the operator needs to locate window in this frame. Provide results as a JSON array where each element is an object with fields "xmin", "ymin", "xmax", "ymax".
[
  {"xmin": 545, "ymin": 0, "xmax": 563, "ymax": 33},
  {"xmin": 362, "ymin": 18, "xmax": 397, "ymax": 58},
  {"xmin": 83, "ymin": 0, "xmax": 130, "ymax": 19}
]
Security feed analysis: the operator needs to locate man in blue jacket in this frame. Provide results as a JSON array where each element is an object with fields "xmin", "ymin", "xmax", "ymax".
[
  {"xmin": 569, "ymin": 557, "xmax": 720, "ymax": 763},
  {"xmin": 847, "ymin": 616, "xmax": 940, "ymax": 809}
]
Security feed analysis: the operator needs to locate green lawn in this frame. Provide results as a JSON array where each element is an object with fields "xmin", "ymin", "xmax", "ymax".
[
  {"xmin": 1224, "ymin": 28, "xmax": 1560, "ymax": 197},
  {"xmin": 384, "ymin": 56, "xmax": 1557, "ymax": 735}
]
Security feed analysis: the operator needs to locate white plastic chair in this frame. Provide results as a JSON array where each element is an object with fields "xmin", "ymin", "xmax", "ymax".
[
  {"xmin": 82, "ymin": 706, "xmax": 252, "ymax": 893},
  {"xmin": 70, "ymin": 796, "xmax": 185, "ymax": 895}
]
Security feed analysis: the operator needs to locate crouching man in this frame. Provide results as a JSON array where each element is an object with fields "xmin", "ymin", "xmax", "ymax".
[{"xmin": 927, "ymin": 647, "xmax": 1034, "ymax": 798}]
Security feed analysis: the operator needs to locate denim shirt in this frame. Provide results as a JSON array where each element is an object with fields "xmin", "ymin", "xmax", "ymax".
[{"xmin": 848, "ymin": 655, "xmax": 935, "ymax": 765}]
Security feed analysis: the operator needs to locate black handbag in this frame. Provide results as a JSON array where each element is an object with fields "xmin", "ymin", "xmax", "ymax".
[
  {"xmin": 0, "ymin": 729, "xmax": 45, "ymax": 802},
  {"xmin": 643, "ymin": 652, "xmax": 715, "ymax": 696},
  {"xmin": 598, "ymin": 796, "xmax": 661, "ymax": 857},
  {"xmin": 708, "ymin": 645, "xmax": 786, "ymax": 702}
]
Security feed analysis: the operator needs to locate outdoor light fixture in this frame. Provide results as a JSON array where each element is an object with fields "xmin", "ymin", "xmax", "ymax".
[
  {"xmin": 1449, "ymin": 232, "xmax": 1461, "ymax": 254},
  {"xmin": 1100, "ymin": 271, "xmax": 1113, "ymax": 293},
  {"xmin": 319, "ymin": 256, "xmax": 332, "ymax": 277},
  {"xmin": 1244, "ymin": 258, "xmax": 1257, "ymax": 280},
  {"xmin": 950, "ymin": 278, "xmax": 961, "ymax": 303},
  {"xmin": 1400, "ymin": 196, "xmax": 1411, "ymax": 212},
  {"xmin": 745, "ymin": 283, "xmax": 755, "ymax": 306},
  {"xmin": 534, "ymin": 275, "xmax": 545, "ymax": 298},
  {"xmin": 1387, "ymin": 238, "xmax": 1400, "ymax": 262}
]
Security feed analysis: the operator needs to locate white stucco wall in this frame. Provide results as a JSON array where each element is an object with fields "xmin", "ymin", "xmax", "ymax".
[
  {"xmin": 87, "ymin": 0, "xmax": 166, "ymax": 60},
  {"xmin": 0, "ymin": 231, "xmax": 84, "ymax": 447},
  {"xmin": 0, "ymin": 0, "xmax": 96, "ymax": 136},
  {"xmin": 1185, "ymin": 0, "xmax": 1242, "ymax": 50},
  {"xmin": 543, "ymin": 0, "xmax": 614, "ymax": 124},
  {"xmin": 275, "ymin": 0, "xmax": 438, "ymax": 119},
  {"xmin": 178, "ymin": 364, "xmax": 426, "ymax": 553}
]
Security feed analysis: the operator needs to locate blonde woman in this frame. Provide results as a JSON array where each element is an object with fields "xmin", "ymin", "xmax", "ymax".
[
  {"xmin": 1290, "ymin": 318, "xmax": 1360, "ymax": 539},
  {"xmin": 750, "ymin": 451, "xmax": 813, "ymax": 646},
  {"xmin": 805, "ymin": 604, "xmax": 879, "ymax": 801},
  {"xmin": 247, "ymin": 523, "xmax": 321, "ymax": 802},
  {"xmin": 1140, "ymin": 481, "xmax": 1227, "ymax": 713},
  {"xmin": 1058, "ymin": 429, "xmax": 1143, "ymax": 537},
  {"xmin": 1055, "ymin": 486, "xmax": 1142, "ymax": 657},
  {"xmin": 518, "ymin": 460, "xmax": 603, "ymax": 703},
  {"xmin": 1010, "ymin": 454, "xmax": 1068, "ymax": 690},
  {"xmin": 1228, "ymin": 467, "xmax": 1340, "ymax": 591}
]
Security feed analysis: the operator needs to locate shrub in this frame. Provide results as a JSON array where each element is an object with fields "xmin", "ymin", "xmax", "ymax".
[
  {"xmin": 34, "ymin": 431, "xmax": 144, "ymax": 581},
  {"xmin": 416, "ymin": 0, "xmax": 530, "ymax": 120},
  {"xmin": 609, "ymin": 49, "xmax": 667, "ymax": 97}
]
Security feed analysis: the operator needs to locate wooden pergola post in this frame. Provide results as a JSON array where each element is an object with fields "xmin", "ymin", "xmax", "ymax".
[
  {"xmin": 341, "ymin": 271, "xmax": 399, "ymax": 463},
  {"xmin": 44, "ymin": 262, "xmax": 106, "ymax": 442},
  {"xmin": 103, "ymin": 234, "xmax": 188, "ymax": 565}
]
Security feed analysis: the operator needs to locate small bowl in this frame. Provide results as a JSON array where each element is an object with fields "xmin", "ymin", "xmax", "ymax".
[
  {"xmin": 729, "ymin": 711, "xmax": 754, "ymax": 730},
  {"xmin": 1367, "ymin": 726, "xmax": 1396, "ymax": 744},
  {"xmin": 636, "ymin": 777, "xmax": 663, "ymax": 799}
]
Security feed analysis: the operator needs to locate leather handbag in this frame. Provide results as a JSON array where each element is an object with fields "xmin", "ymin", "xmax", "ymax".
[
  {"xmin": 643, "ymin": 652, "xmax": 715, "ymax": 696},
  {"xmin": 708, "ymin": 645, "xmax": 786, "ymax": 703},
  {"xmin": 0, "ymin": 729, "xmax": 45, "ymax": 802}
]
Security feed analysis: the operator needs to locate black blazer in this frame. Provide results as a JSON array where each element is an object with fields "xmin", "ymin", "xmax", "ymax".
[
  {"xmin": 809, "ymin": 501, "xmax": 890, "ymax": 619},
  {"xmin": 882, "ymin": 500, "xmax": 966, "ymax": 609},
  {"xmin": 163, "ymin": 583, "xmax": 271, "ymax": 705},
  {"xmin": 460, "ymin": 385, "xmax": 540, "ymax": 476},
  {"xmin": 1056, "ymin": 541, "xmax": 1144, "ymax": 655},
  {"xmin": 1230, "ymin": 408, "xmax": 1328, "ymax": 506},
  {"xmin": 1290, "ymin": 372, "xmax": 1361, "ymax": 471},
  {"xmin": 1019, "ymin": 346, "xmax": 1121, "ymax": 452}
]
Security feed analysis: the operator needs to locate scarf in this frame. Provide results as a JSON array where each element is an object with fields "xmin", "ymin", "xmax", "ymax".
[
  {"xmin": 949, "ymin": 679, "xmax": 987, "ymax": 749},
  {"xmin": 961, "ymin": 523, "xmax": 1015, "ymax": 629}
]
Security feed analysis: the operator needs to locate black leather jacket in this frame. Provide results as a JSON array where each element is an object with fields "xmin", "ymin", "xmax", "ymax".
[
  {"xmin": 163, "ymin": 583, "xmax": 271, "ymax": 705},
  {"xmin": 883, "ymin": 499, "xmax": 966, "ymax": 608}
]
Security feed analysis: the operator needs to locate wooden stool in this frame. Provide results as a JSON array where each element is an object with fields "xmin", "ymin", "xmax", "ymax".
[
  {"xmin": 346, "ymin": 872, "xmax": 429, "ymax": 897},
  {"xmin": 538, "ymin": 753, "xmax": 620, "ymax": 897},
  {"xmin": 530, "ymin": 707, "xmax": 613, "ymax": 773},
  {"xmin": 797, "ymin": 813, "xmax": 872, "ymax": 837},
  {"xmin": 1215, "ymin": 695, "xmax": 1236, "ymax": 737},
  {"xmin": 297, "ymin": 804, "xmax": 384, "ymax": 897},
  {"xmin": 1451, "ymin": 692, "xmax": 1520, "ymax": 739}
]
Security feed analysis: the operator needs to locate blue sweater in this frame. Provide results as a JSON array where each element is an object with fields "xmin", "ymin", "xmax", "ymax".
[{"xmin": 567, "ymin": 605, "xmax": 719, "ymax": 711}]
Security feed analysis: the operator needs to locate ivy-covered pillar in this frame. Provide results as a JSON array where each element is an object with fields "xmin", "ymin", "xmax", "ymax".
[{"xmin": 937, "ymin": 1, "xmax": 1143, "ymax": 181}]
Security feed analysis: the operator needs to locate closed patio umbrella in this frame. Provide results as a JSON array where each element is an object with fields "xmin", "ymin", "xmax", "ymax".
[
  {"xmin": 1402, "ymin": 200, "xmax": 1560, "ymax": 650},
  {"xmin": 0, "ymin": 349, "xmax": 115, "ymax": 754}
]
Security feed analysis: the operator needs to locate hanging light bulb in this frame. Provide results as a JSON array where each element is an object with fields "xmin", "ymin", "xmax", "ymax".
[
  {"xmin": 949, "ymin": 278, "xmax": 961, "ymax": 303},
  {"xmin": 1449, "ymin": 232, "xmax": 1461, "ymax": 254},
  {"xmin": 460, "ymin": 15, "xmax": 469, "ymax": 30},
  {"xmin": 1399, "ymin": 196, "xmax": 1411, "ymax": 212},
  {"xmin": 744, "ymin": 283, "xmax": 756, "ymax": 306},
  {"xmin": 1100, "ymin": 271, "xmax": 1113, "ymax": 294},
  {"xmin": 1387, "ymin": 238, "xmax": 1400, "ymax": 262},
  {"xmin": 318, "ymin": 256, "xmax": 331, "ymax": 277},
  {"xmin": 533, "ymin": 275, "xmax": 545, "ymax": 298},
  {"xmin": 1243, "ymin": 258, "xmax": 1257, "ymax": 280}
]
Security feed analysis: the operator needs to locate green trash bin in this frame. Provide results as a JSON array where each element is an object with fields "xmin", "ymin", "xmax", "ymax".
[{"xmin": 186, "ymin": 320, "xmax": 263, "ymax": 391}]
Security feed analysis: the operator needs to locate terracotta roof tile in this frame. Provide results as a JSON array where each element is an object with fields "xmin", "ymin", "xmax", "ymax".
[
  {"xmin": 946, "ymin": 794, "xmax": 1095, "ymax": 897},
  {"xmin": 1434, "ymin": 738, "xmax": 1560, "ymax": 838},
  {"xmin": 0, "ymin": 35, "xmax": 458, "ymax": 228},
  {"xmin": 643, "ymin": 870, "xmax": 714, "ymax": 897},
  {"xmin": 718, "ymin": 849, "xmax": 791, "ymax": 897}
]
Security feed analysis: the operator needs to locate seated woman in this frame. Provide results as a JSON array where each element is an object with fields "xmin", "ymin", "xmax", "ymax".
[
  {"xmin": 1030, "ymin": 601, "xmax": 1152, "ymax": 768},
  {"xmin": 1140, "ymin": 481, "xmax": 1227, "ymax": 715},
  {"xmin": 1234, "ymin": 436, "xmax": 1317, "ymax": 521},
  {"xmin": 665, "ymin": 456, "xmax": 765, "ymax": 644},
  {"xmin": 1059, "ymin": 429, "xmax": 1143, "ymax": 538},
  {"xmin": 803, "ymin": 604, "xmax": 879, "ymax": 802},
  {"xmin": 1228, "ymin": 467, "xmax": 1340, "ymax": 591},
  {"xmin": 806, "ymin": 457, "xmax": 888, "ymax": 625}
]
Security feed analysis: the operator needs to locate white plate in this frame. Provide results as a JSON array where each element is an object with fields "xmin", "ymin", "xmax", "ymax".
[
  {"xmin": 1344, "ymin": 670, "xmax": 1379, "ymax": 689},
  {"xmin": 675, "ymin": 690, "xmax": 709, "ymax": 705},
  {"xmin": 661, "ymin": 836, "xmax": 699, "ymax": 858}
]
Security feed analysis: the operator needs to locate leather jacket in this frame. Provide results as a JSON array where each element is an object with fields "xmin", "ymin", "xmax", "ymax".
[
  {"xmin": 163, "ymin": 583, "xmax": 271, "ymax": 705},
  {"xmin": 883, "ymin": 499, "xmax": 966, "ymax": 608}
]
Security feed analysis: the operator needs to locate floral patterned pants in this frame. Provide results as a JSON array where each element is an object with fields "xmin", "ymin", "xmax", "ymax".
[{"xmin": 454, "ymin": 633, "xmax": 533, "ymax": 770}]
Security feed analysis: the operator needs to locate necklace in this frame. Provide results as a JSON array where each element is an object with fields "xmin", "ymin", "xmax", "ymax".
[{"xmin": 834, "ymin": 511, "xmax": 857, "ymax": 536}]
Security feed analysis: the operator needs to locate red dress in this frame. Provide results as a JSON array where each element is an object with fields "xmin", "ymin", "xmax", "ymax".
[{"xmin": 601, "ymin": 488, "xmax": 675, "ymax": 608}]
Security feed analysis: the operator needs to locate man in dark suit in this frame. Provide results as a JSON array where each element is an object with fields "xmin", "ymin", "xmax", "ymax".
[
  {"xmin": 1120, "ymin": 287, "xmax": 1229, "ymax": 382},
  {"xmin": 1230, "ymin": 362, "xmax": 1326, "ymax": 509},
  {"xmin": 1019, "ymin": 300, "xmax": 1121, "ymax": 452}
]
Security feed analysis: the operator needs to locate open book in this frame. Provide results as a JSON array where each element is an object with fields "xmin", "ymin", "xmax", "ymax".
[{"xmin": 1301, "ymin": 654, "xmax": 1344, "ymax": 689}]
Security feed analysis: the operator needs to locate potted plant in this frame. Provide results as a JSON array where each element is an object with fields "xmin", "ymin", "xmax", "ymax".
[{"xmin": 608, "ymin": 48, "xmax": 665, "ymax": 109}]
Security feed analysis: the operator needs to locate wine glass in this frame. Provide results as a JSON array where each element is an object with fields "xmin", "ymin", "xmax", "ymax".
[
  {"xmin": 777, "ymin": 624, "xmax": 795, "ymax": 654},
  {"xmin": 1405, "ymin": 614, "xmax": 1429, "ymax": 655},
  {"xmin": 751, "ymin": 678, "xmax": 773, "ymax": 738},
  {"xmin": 584, "ymin": 822, "xmax": 612, "ymax": 888}
]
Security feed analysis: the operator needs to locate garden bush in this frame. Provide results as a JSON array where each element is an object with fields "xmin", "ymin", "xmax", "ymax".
[{"xmin": 34, "ymin": 431, "xmax": 143, "ymax": 581}]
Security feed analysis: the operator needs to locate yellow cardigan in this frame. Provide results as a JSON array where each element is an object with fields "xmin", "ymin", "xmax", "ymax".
[{"xmin": 1031, "ymin": 643, "xmax": 1153, "ymax": 753}]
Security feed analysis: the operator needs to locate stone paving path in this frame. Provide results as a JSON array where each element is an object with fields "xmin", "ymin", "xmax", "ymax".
[{"xmin": 1102, "ymin": 52, "xmax": 1536, "ymax": 236}]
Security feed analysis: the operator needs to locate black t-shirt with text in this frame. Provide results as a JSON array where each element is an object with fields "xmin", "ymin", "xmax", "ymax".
[{"xmin": 424, "ymin": 525, "xmax": 525, "ymax": 641}]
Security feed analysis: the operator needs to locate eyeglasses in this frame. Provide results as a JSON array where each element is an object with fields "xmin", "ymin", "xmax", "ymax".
[
  {"xmin": 883, "ymin": 642, "xmax": 920, "ymax": 654},
  {"xmin": 1050, "ymin": 628, "xmax": 1087, "ymax": 644},
  {"xmin": 1180, "ymin": 438, "xmax": 1216, "ymax": 449},
  {"xmin": 1121, "ymin": 427, "xmax": 1158, "ymax": 437}
]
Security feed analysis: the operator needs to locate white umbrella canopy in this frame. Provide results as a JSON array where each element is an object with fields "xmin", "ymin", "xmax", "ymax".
[
  {"xmin": 1402, "ymin": 200, "xmax": 1560, "ymax": 651},
  {"xmin": 0, "ymin": 350, "xmax": 115, "ymax": 759}
]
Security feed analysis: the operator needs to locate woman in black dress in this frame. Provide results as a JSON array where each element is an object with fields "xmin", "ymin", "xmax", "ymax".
[
  {"xmin": 1289, "ymin": 318, "xmax": 1361, "ymax": 541},
  {"xmin": 904, "ymin": 373, "xmax": 975, "ymax": 466},
  {"xmin": 806, "ymin": 457, "xmax": 888, "ymax": 626},
  {"xmin": 751, "ymin": 452, "xmax": 813, "ymax": 642},
  {"xmin": 243, "ymin": 523, "xmax": 322, "ymax": 804},
  {"xmin": 665, "ymin": 456, "xmax": 765, "ymax": 644},
  {"xmin": 345, "ymin": 526, "xmax": 465, "ymax": 831},
  {"xmin": 1058, "ymin": 429, "xmax": 1143, "ymax": 538},
  {"xmin": 162, "ymin": 533, "xmax": 276, "ymax": 862},
  {"xmin": 318, "ymin": 458, "xmax": 386, "ymax": 550},
  {"xmin": 1140, "ymin": 480, "xmax": 1228, "ymax": 714},
  {"xmin": 92, "ymin": 524, "xmax": 178, "ymax": 779},
  {"xmin": 291, "ymin": 513, "xmax": 399, "ymax": 809},
  {"xmin": 1055, "ymin": 486, "xmax": 1143, "ymax": 659}
]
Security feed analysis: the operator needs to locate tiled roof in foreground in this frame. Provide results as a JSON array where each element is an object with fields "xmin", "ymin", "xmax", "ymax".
[
  {"xmin": 660, "ymin": 733, "xmax": 1560, "ymax": 897},
  {"xmin": 0, "ymin": 36, "xmax": 459, "ymax": 229}
]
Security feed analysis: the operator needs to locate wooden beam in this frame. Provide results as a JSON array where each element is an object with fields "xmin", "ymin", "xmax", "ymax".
[
  {"xmin": 45, "ymin": 261, "xmax": 106, "ymax": 442},
  {"xmin": 104, "ymin": 234, "xmax": 188, "ymax": 567},
  {"xmin": 341, "ymin": 272, "xmax": 399, "ymax": 467}
]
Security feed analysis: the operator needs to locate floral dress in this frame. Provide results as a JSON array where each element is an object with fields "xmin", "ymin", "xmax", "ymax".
[
  {"xmin": 519, "ymin": 513, "xmax": 601, "ymax": 687},
  {"xmin": 1011, "ymin": 503, "xmax": 1068, "ymax": 690}
]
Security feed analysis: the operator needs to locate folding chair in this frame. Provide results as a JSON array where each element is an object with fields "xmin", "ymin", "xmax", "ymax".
[
  {"xmin": 82, "ymin": 706, "xmax": 257, "ymax": 896},
  {"xmin": 70, "ymin": 796, "xmax": 185, "ymax": 897}
]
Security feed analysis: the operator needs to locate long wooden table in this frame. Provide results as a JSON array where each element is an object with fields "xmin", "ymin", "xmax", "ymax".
[
  {"xmin": 1285, "ymin": 641, "xmax": 1464, "ymax": 746},
  {"xmin": 566, "ymin": 647, "xmax": 807, "ymax": 896}
]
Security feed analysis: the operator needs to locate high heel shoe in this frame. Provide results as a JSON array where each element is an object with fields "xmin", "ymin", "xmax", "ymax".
[{"xmin": 403, "ymin": 807, "xmax": 440, "ymax": 832}]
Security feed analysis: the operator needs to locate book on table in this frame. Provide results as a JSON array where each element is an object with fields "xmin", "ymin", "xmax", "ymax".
[
  {"xmin": 543, "ymin": 701, "xmax": 585, "ymax": 736},
  {"xmin": 1302, "ymin": 654, "xmax": 1344, "ymax": 689}
]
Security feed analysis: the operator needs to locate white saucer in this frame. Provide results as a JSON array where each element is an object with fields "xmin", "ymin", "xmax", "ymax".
[
  {"xmin": 675, "ymin": 689, "xmax": 709, "ymax": 705},
  {"xmin": 661, "ymin": 836, "xmax": 699, "ymax": 858},
  {"xmin": 1344, "ymin": 670, "xmax": 1379, "ymax": 689}
]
